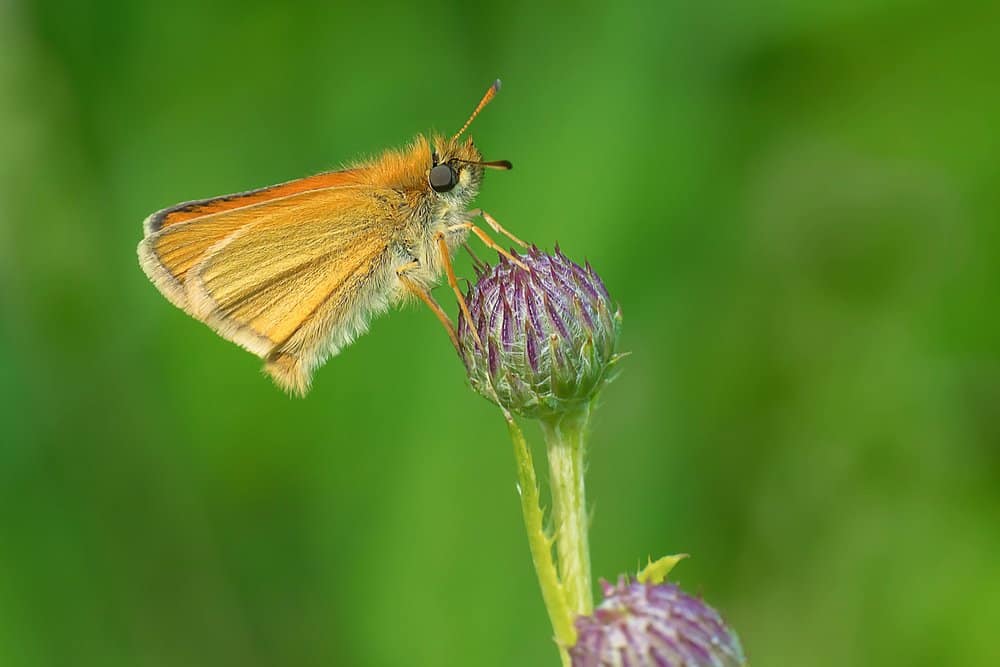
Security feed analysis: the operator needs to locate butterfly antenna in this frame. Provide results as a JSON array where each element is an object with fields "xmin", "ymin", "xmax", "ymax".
[
  {"xmin": 454, "ymin": 158, "xmax": 512, "ymax": 170},
  {"xmin": 452, "ymin": 79, "xmax": 501, "ymax": 141}
]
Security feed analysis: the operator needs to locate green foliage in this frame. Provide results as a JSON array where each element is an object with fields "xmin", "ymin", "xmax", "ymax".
[{"xmin": 1, "ymin": 1, "xmax": 998, "ymax": 666}]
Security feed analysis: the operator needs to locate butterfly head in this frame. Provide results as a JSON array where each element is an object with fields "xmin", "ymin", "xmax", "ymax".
[
  {"xmin": 427, "ymin": 135, "xmax": 509, "ymax": 204},
  {"xmin": 424, "ymin": 79, "xmax": 512, "ymax": 206}
]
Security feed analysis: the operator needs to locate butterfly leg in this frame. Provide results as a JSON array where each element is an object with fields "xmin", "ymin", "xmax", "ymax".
[
  {"xmin": 435, "ymin": 233, "xmax": 484, "ymax": 349},
  {"xmin": 446, "ymin": 222, "xmax": 529, "ymax": 270},
  {"xmin": 397, "ymin": 261, "xmax": 461, "ymax": 352},
  {"xmin": 467, "ymin": 209, "xmax": 528, "ymax": 248},
  {"xmin": 462, "ymin": 241, "xmax": 488, "ymax": 272}
]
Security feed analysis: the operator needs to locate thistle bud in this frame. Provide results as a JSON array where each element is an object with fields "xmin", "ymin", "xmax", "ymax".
[
  {"xmin": 570, "ymin": 579, "xmax": 746, "ymax": 667},
  {"xmin": 457, "ymin": 246, "xmax": 622, "ymax": 419}
]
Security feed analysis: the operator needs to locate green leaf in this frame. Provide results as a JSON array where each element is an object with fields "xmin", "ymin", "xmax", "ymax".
[{"xmin": 636, "ymin": 554, "xmax": 688, "ymax": 585}]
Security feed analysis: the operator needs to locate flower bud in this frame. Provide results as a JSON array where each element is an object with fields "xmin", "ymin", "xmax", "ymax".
[
  {"xmin": 457, "ymin": 246, "xmax": 622, "ymax": 419},
  {"xmin": 570, "ymin": 578, "xmax": 746, "ymax": 667}
]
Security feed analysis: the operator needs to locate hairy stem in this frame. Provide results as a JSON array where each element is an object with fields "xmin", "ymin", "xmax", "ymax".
[
  {"xmin": 540, "ymin": 405, "xmax": 594, "ymax": 616},
  {"xmin": 504, "ymin": 411, "xmax": 575, "ymax": 666}
]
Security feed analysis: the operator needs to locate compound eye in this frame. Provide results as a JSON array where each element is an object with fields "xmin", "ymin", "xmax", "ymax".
[{"xmin": 429, "ymin": 163, "xmax": 458, "ymax": 193}]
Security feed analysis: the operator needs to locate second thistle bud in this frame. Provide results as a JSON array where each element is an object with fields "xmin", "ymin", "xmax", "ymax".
[
  {"xmin": 571, "ymin": 578, "xmax": 746, "ymax": 667},
  {"xmin": 457, "ymin": 246, "xmax": 622, "ymax": 419}
]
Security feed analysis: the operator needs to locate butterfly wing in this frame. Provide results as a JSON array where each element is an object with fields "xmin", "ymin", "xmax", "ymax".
[
  {"xmin": 144, "ymin": 169, "xmax": 366, "ymax": 234},
  {"xmin": 138, "ymin": 169, "xmax": 367, "ymax": 309},
  {"xmin": 138, "ymin": 175, "xmax": 402, "ymax": 395}
]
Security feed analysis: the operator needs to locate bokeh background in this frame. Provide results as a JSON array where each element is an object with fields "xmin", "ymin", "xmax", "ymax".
[{"xmin": 2, "ymin": 1, "xmax": 998, "ymax": 665}]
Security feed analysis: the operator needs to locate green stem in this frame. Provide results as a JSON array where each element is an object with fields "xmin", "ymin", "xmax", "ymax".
[
  {"xmin": 540, "ymin": 405, "xmax": 594, "ymax": 616},
  {"xmin": 503, "ymin": 411, "xmax": 575, "ymax": 666}
]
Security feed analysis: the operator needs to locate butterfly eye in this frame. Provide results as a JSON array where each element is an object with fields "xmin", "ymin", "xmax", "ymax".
[{"xmin": 429, "ymin": 164, "xmax": 458, "ymax": 193}]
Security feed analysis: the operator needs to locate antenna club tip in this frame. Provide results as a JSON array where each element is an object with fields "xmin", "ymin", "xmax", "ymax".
[
  {"xmin": 453, "ymin": 80, "xmax": 502, "ymax": 141},
  {"xmin": 492, "ymin": 78, "xmax": 502, "ymax": 93}
]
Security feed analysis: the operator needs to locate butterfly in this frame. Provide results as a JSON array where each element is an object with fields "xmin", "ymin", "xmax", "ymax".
[{"xmin": 138, "ymin": 80, "xmax": 524, "ymax": 396}]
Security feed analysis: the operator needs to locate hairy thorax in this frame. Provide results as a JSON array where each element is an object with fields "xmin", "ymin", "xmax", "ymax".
[
  {"xmin": 388, "ymin": 135, "xmax": 485, "ymax": 293},
  {"xmin": 392, "ymin": 187, "xmax": 476, "ymax": 292}
]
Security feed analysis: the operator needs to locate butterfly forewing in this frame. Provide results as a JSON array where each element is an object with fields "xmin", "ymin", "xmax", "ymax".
[
  {"xmin": 139, "ymin": 178, "xmax": 399, "ymax": 394},
  {"xmin": 144, "ymin": 169, "xmax": 365, "ymax": 233},
  {"xmin": 186, "ymin": 190, "xmax": 392, "ymax": 347}
]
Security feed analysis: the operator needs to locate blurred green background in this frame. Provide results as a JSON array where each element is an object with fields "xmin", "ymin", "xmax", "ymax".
[{"xmin": 2, "ymin": 0, "xmax": 999, "ymax": 665}]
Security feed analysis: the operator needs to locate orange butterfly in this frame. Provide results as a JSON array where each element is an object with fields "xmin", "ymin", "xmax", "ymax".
[{"xmin": 138, "ymin": 80, "xmax": 522, "ymax": 396}]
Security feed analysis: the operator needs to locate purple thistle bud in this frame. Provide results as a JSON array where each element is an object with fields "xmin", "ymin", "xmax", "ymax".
[
  {"xmin": 458, "ymin": 246, "xmax": 622, "ymax": 419},
  {"xmin": 570, "ymin": 579, "xmax": 746, "ymax": 667}
]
